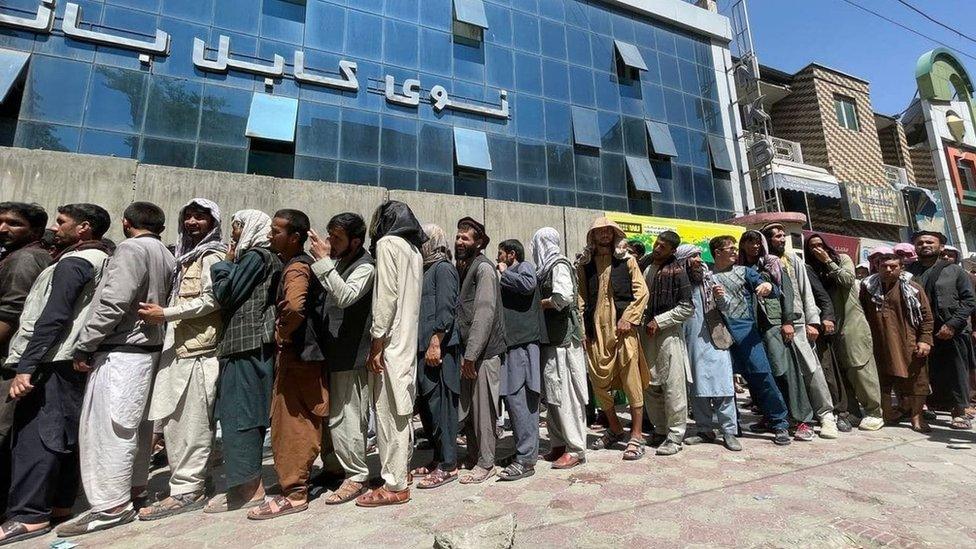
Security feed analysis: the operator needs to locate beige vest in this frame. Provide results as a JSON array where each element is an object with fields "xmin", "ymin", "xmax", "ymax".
[{"xmin": 173, "ymin": 253, "xmax": 222, "ymax": 358}]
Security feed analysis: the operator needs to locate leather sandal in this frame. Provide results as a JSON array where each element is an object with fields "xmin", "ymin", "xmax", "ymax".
[
  {"xmin": 459, "ymin": 465, "xmax": 496, "ymax": 484},
  {"xmin": 246, "ymin": 495, "xmax": 308, "ymax": 520},
  {"xmin": 552, "ymin": 453, "xmax": 584, "ymax": 470},
  {"xmin": 622, "ymin": 439, "xmax": 646, "ymax": 461},
  {"xmin": 0, "ymin": 521, "xmax": 51, "ymax": 546},
  {"xmin": 138, "ymin": 492, "xmax": 206, "ymax": 521},
  {"xmin": 203, "ymin": 493, "xmax": 263, "ymax": 514},
  {"xmin": 325, "ymin": 480, "xmax": 367, "ymax": 505},
  {"xmin": 589, "ymin": 429, "xmax": 624, "ymax": 451},
  {"xmin": 417, "ymin": 468, "xmax": 458, "ymax": 489},
  {"xmin": 355, "ymin": 486, "xmax": 410, "ymax": 507}
]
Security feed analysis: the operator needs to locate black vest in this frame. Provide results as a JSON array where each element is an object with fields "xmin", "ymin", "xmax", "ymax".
[
  {"xmin": 539, "ymin": 258, "xmax": 583, "ymax": 347},
  {"xmin": 278, "ymin": 253, "xmax": 328, "ymax": 362},
  {"xmin": 218, "ymin": 247, "xmax": 282, "ymax": 358},
  {"xmin": 324, "ymin": 249, "xmax": 375, "ymax": 371},
  {"xmin": 582, "ymin": 255, "xmax": 635, "ymax": 338},
  {"xmin": 500, "ymin": 263, "xmax": 544, "ymax": 348},
  {"xmin": 457, "ymin": 254, "xmax": 507, "ymax": 361}
]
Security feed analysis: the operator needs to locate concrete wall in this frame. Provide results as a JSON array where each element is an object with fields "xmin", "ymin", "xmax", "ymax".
[{"xmin": 485, "ymin": 200, "xmax": 565, "ymax": 254}]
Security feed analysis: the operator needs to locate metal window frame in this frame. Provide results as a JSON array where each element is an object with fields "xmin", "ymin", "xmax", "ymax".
[
  {"xmin": 571, "ymin": 106, "xmax": 601, "ymax": 149},
  {"xmin": 645, "ymin": 120, "xmax": 677, "ymax": 157},
  {"xmin": 706, "ymin": 134, "xmax": 734, "ymax": 172},
  {"xmin": 624, "ymin": 154, "xmax": 660, "ymax": 193}
]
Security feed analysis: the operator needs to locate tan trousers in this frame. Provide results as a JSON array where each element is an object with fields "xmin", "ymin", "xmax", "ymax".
[
  {"xmin": 270, "ymin": 355, "xmax": 328, "ymax": 502},
  {"xmin": 161, "ymin": 355, "xmax": 218, "ymax": 496},
  {"xmin": 370, "ymin": 369, "xmax": 412, "ymax": 492},
  {"xmin": 643, "ymin": 325, "xmax": 689, "ymax": 444},
  {"xmin": 321, "ymin": 369, "xmax": 370, "ymax": 483}
]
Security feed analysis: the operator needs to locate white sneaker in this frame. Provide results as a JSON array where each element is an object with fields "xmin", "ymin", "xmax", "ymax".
[
  {"xmin": 819, "ymin": 419, "xmax": 839, "ymax": 439},
  {"xmin": 859, "ymin": 416, "xmax": 884, "ymax": 431}
]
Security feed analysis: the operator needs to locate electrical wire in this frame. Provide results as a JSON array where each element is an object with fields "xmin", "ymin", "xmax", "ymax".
[{"xmin": 893, "ymin": 0, "xmax": 976, "ymax": 46}]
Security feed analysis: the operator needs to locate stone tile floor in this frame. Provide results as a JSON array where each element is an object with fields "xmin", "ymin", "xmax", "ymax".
[{"xmin": 22, "ymin": 406, "xmax": 976, "ymax": 548}]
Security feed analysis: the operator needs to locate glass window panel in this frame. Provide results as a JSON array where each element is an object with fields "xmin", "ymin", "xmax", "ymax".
[
  {"xmin": 453, "ymin": 127, "xmax": 492, "ymax": 170},
  {"xmin": 381, "ymin": 115, "xmax": 417, "ymax": 168},
  {"xmin": 588, "ymin": 4, "xmax": 611, "ymax": 35},
  {"xmin": 342, "ymin": 59, "xmax": 384, "ymax": 111},
  {"xmin": 675, "ymin": 33, "xmax": 696, "ymax": 62},
  {"xmin": 577, "ymin": 192, "xmax": 604, "ymax": 210},
  {"xmin": 539, "ymin": 0, "xmax": 565, "ymax": 21},
  {"xmin": 337, "ymin": 161, "xmax": 379, "ymax": 186},
  {"xmin": 569, "ymin": 66, "xmax": 595, "ymax": 106},
  {"xmin": 643, "ymin": 83, "xmax": 667, "ymax": 121},
  {"xmin": 421, "ymin": 0, "xmax": 453, "ymax": 31},
  {"xmin": 544, "ymin": 100, "xmax": 571, "ymax": 145},
  {"xmin": 305, "ymin": 1, "xmax": 345, "ymax": 53},
  {"xmin": 520, "ymin": 184, "xmax": 547, "ymax": 205},
  {"xmin": 598, "ymin": 112, "xmax": 622, "ymax": 152},
  {"xmin": 844, "ymin": 99, "xmax": 859, "ymax": 130},
  {"xmin": 514, "ymin": 52, "xmax": 542, "ymax": 95},
  {"xmin": 714, "ymin": 172, "xmax": 734, "ymax": 210},
  {"xmin": 197, "ymin": 143, "xmax": 247, "ymax": 172},
  {"xmin": 646, "ymin": 120, "xmax": 677, "ymax": 157},
  {"xmin": 245, "ymin": 93, "xmax": 299, "ymax": 142},
  {"xmin": 387, "ymin": 0, "xmax": 419, "ymax": 22},
  {"xmin": 651, "ymin": 159, "xmax": 674, "ymax": 202},
  {"xmin": 143, "ymin": 76, "xmax": 202, "ymax": 141},
  {"xmin": 687, "ymin": 129, "xmax": 709, "ymax": 168},
  {"xmin": 574, "ymin": 148, "xmax": 601, "ymax": 192},
  {"xmin": 549, "ymin": 188, "xmax": 575, "ymax": 207},
  {"xmin": 419, "ymin": 171, "xmax": 454, "ymax": 194},
  {"xmin": 105, "ymin": 0, "xmax": 160, "ymax": 14},
  {"xmin": 670, "ymin": 126, "xmax": 691, "ymax": 164},
  {"xmin": 601, "ymin": 152, "xmax": 625, "ymax": 196},
  {"xmin": 698, "ymin": 63, "xmax": 718, "ymax": 101},
  {"xmin": 260, "ymin": 0, "xmax": 306, "ymax": 45},
  {"xmin": 517, "ymin": 140, "xmax": 546, "ymax": 185},
  {"xmin": 162, "ymin": 0, "xmax": 213, "ymax": 24},
  {"xmin": 141, "ymin": 138, "xmax": 195, "ymax": 168},
  {"xmin": 673, "ymin": 164, "xmax": 693, "ymax": 201},
  {"xmin": 421, "ymin": 28, "xmax": 453, "ymax": 76},
  {"xmin": 296, "ymin": 100, "xmax": 340, "ymax": 158},
  {"xmin": 693, "ymin": 167, "xmax": 715, "ymax": 207},
  {"xmin": 589, "ymin": 35, "xmax": 613, "ymax": 73},
  {"xmin": 702, "ymin": 99, "xmax": 722, "ymax": 134},
  {"xmin": 707, "ymin": 134, "xmax": 734, "ymax": 172},
  {"xmin": 22, "ymin": 56, "xmax": 91, "ymax": 126},
  {"xmin": 613, "ymin": 40, "xmax": 647, "ymax": 71},
  {"xmin": 453, "ymin": 0, "xmax": 488, "ymax": 28},
  {"xmin": 571, "ymin": 107, "xmax": 600, "ymax": 148},
  {"xmin": 381, "ymin": 167, "xmax": 418, "ymax": 191},
  {"xmin": 640, "ymin": 47, "xmax": 660, "ymax": 84},
  {"xmin": 487, "ymin": 134, "xmax": 517, "ymax": 181},
  {"xmin": 635, "ymin": 20, "xmax": 656, "ymax": 50},
  {"xmin": 198, "ymin": 85, "xmax": 250, "ymax": 147},
  {"xmin": 652, "ymin": 201, "xmax": 674, "ymax": 218},
  {"xmin": 345, "ymin": 10, "xmax": 383, "ymax": 61},
  {"xmin": 80, "ymin": 129, "xmax": 139, "ymax": 159},
  {"xmin": 418, "ymin": 122, "xmax": 454, "ymax": 173},
  {"xmin": 593, "ymin": 71, "xmax": 620, "ymax": 112},
  {"xmin": 678, "ymin": 59, "xmax": 700, "ymax": 95},
  {"xmin": 339, "ymin": 109, "xmax": 380, "ymax": 163},
  {"xmin": 93, "ymin": 7, "xmax": 161, "ymax": 71},
  {"xmin": 453, "ymin": 38, "xmax": 485, "ymax": 83},
  {"xmin": 674, "ymin": 203, "xmax": 696, "ymax": 220},
  {"xmin": 664, "ymin": 87, "xmax": 686, "ymax": 126},
  {"xmin": 565, "ymin": 1, "xmax": 589, "ymax": 29},
  {"xmin": 566, "ymin": 27, "xmax": 591, "ymax": 68},
  {"xmin": 383, "ymin": 19, "xmax": 418, "ymax": 69},
  {"xmin": 31, "ymin": 0, "xmax": 99, "ymax": 62},
  {"xmin": 454, "ymin": 171, "xmax": 487, "ymax": 198},
  {"xmin": 214, "ymin": 0, "xmax": 260, "ymax": 34},
  {"xmin": 659, "ymin": 54, "xmax": 681, "ymax": 91},
  {"xmin": 619, "ymin": 78, "xmax": 642, "ymax": 117},
  {"xmin": 512, "ymin": 12, "xmax": 540, "ymax": 53},
  {"xmin": 546, "ymin": 143, "xmax": 574, "ymax": 189},
  {"xmin": 655, "ymin": 26, "xmax": 676, "ymax": 55},
  {"xmin": 152, "ymin": 18, "xmax": 210, "ymax": 80},
  {"xmin": 622, "ymin": 116, "xmax": 646, "ymax": 156},
  {"xmin": 611, "ymin": 13, "xmax": 635, "ymax": 43},
  {"xmin": 684, "ymin": 92, "xmax": 705, "ymax": 131},
  {"xmin": 625, "ymin": 155, "xmax": 660, "ymax": 193},
  {"xmin": 485, "ymin": 45, "xmax": 514, "ymax": 89},
  {"xmin": 514, "ymin": 94, "xmax": 544, "ymax": 140},
  {"xmin": 85, "ymin": 65, "xmax": 147, "ymax": 134},
  {"xmin": 484, "ymin": 3, "xmax": 512, "ymax": 46},
  {"xmin": 294, "ymin": 155, "xmax": 337, "ymax": 182},
  {"xmin": 488, "ymin": 180, "xmax": 519, "ymax": 201},
  {"xmin": 540, "ymin": 20, "xmax": 566, "ymax": 60},
  {"xmin": 0, "ymin": 48, "xmax": 28, "ymax": 102},
  {"xmin": 542, "ymin": 59, "xmax": 569, "ymax": 101}
]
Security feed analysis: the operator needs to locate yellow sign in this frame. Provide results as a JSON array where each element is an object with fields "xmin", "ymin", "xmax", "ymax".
[{"xmin": 605, "ymin": 212, "xmax": 745, "ymax": 263}]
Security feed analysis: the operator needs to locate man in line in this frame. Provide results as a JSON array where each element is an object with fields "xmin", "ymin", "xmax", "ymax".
[
  {"xmin": 137, "ymin": 199, "xmax": 226, "ymax": 521},
  {"xmin": 453, "ymin": 218, "xmax": 506, "ymax": 485},
  {"xmin": 308, "ymin": 214, "xmax": 375, "ymax": 504},
  {"xmin": 496, "ymin": 239, "xmax": 542, "ymax": 481},
  {"xmin": 805, "ymin": 234, "xmax": 884, "ymax": 431},
  {"xmin": 247, "ymin": 210, "xmax": 329, "ymax": 519},
  {"xmin": 578, "ymin": 217, "xmax": 649, "ymax": 455},
  {"xmin": 206, "ymin": 210, "xmax": 281, "ymax": 513},
  {"xmin": 761, "ymin": 224, "xmax": 839, "ymax": 439},
  {"xmin": 0, "ymin": 202, "xmax": 52, "ymax": 510},
  {"xmin": 355, "ymin": 201, "xmax": 423, "ymax": 507},
  {"xmin": 802, "ymin": 258, "xmax": 849, "ymax": 429},
  {"xmin": 679, "ymin": 245, "xmax": 741, "ymax": 452},
  {"xmin": 861, "ymin": 254, "xmax": 934, "ymax": 432},
  {"xmin": 908, "ymin": 231, "xmax": 976, "ymax": 429},
  {"xmin": 0, "ymin": 204, "xmax": 111, "ymax": 545},
  {"xmin": 710, "ymin": 235, "xmax": 792, "ymax": 446},
  {"xmin": 60, "ymin": 202, "xmax": 175, "ymax": 537},
  {"xmin": 533, "ymin": 228, "xmax": 588, "ymax": 470},
  {"xmin": 641, "ymin": 231, "xmax": 693, "ymax": 457}
]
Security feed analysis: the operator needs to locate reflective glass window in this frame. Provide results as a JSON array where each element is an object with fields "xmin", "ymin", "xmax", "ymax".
[
  {"xmin": 580, "ymin": 192, "xmax": 605, "ymax": 210},
  {"xmin": 663, "ymin": 87, "xmax": 686, "ymax": 126},
  {"xmin": 687, "ymin": 129, "xmax": 709, "ymax": 168},
  {"xmin": 80, "ymin": 129, "xmax": 139, "ymax": 159},
  {"xmin": 571, "ymin": 107, "xmax": 600, "ymax": 148},
  {"xmin": 684, "ymin": 92, "xmax": 705, "ymax": 131},
  {"xmin": 693, "ymin": 167, "xmax": 715, "ymax": 207},
  {"xmin": 197, "ymin": 143, "xmax": 247, "ymax": 172},
  {"xmin": 453, "ymin": 127, "xmax": 492, "ymax": 170},
  {"xmin": 381, "ymin": 115, "xmax": 418, "ymax": 168},
  {"xmin": 381, "ymin": 166, "xmax": 418, "ymax": 191},
  {"xmin": 643, "ymin": 83, "xmax": 667, "ymax": 122},
  {"xmin": 453, "ymin": 0, "xmax": 487, "ymax": 28},
  {"xmin": 514, "ymin": 52, "xmax": 542, "ymax": 96},
  {"xmin": 141, "ymin": 138, "xmax": 195, "ymax": 168},
  {"xmin": 622, "ymin": 116, "xmax": 646, "ymax": 157},
  {"xmin": 418, "ymin": 122, "xmax": 454, "ymax": 173},
  {"xmin": 421, "ymin": 0, "xmax": 453, "ymax": 31},
  {"xmin": 84, "ymin": 65, "xmax": 147, "ymax": 134},
  {"xmin": 707, "ymin": 134, "xmax": 734, "ymax": 172},
  {"xmin": 611, "ymin": 14, "xmax": 636, "ymax": 43},
  {"xmin": 651, "ymin": 159, "xmax": 674, "ymax": 202},
  {"xmin": 93, "ymin": 6, "xmax": 161, "ymax": 71},
  {"xmin": 539, "ymin": 0, "xmax": 565, "ymax": 22},
  {"xmin": 549, "ymin": 188, "xmax": 575, "ymax": 207},
  {"xmin": 598, "ymin": 112, "xmax": 622, "ymax": 152},
  {"xmin": 594, "ymin": 71, "xmax": 620, "ymax": 112},
  {"xmin": 384, "ymin": 19, "xmax": 419, "ymax": 69},
  {"xmin": 163, "ymin": 0, "xmax": 214, "ymax": 25},
  {"xmin": 488, "ymin": 134, "xmax": 517, "ymax": 181},
  {"xmin": 296, "ymin": 100, "xmax": 340, "ymax": 158},
  {"xmin": 520, "ymin": 184, "xmax": 547, "ymax": 205},
  {"xmin": 544, "ymin": 100, "xmax": 571, "ymax": 145},
  {"xmin": 199, "ymin": 84, "xmax": 250, "ymax": 147},
  {"xmin": 305, "ymin": 1, "xmax": 345, "ymax": 53},
  {"xmin": 22, "ymin": 56, "xmax": 91, "ymax": 126},
  {"xmin": 625, "ymin": 155, "xmax": 660, "ymax": 193},
  {"xmin": 143, "ymin": 76, "xmax": 202, "ymax": 141},
  {"xmin": 419, "ymin": 172, "xmax": 454, "ymax": 194},
  {"xmin": 574, "ymin": 149, "xmax": 601, "ymax": 192},
  {"xmin": 540, "ymin": 20, "xmax": 566, "ymax": 60},
  {"xmin": 566, "ymin": 27, "xmax": 591, "ymax": 68},
  {"xmin": 488, "ymin": 180, "xmax": 518, "ymax": 201},
  {"xmin": 569, "ymin": 66, "xmax": 595, "ymax": 106},
  {"xmin": 260, "ymin": 0, "xmax": 306, "ymax": 45},
  {"xmin": 337, "ymin": 161, "xmax": 378, "ymax": 186},
  {"xmin": 514, "ymin": 94, "xmax": 544, "ymax": 140},
  {"xmin": 516, "ymin": 140, "xmax": 546, "ymax": 185},
  {"xmin": 214, "ymin": 0, "xmax": 260, "ymax": 34},
  {"xmin": 659, "ymin": 54, "xmax": 681, "ymax": 91},
  {"xmin": 546, "ymin": 143, "xmax": 574, "ymax": 189},
  {"xmin": 246, "ymin": 93, "xmax": 299, "ymax": 143},
  {"xmin": 454, "ymin": 38, "xmax": 485, "ymax": 83},
  {"xmin": 512, "ymin": 12, "xmax": 540, "ymax": 53},
  {"xmin": 601, "ymin": 152, "xmax": 625, "ymax": 196},
  {"xmin": 14, "ymin": 122, "xmax": 79, "ymax": 152},
  {"xmin": 294, "ymin": 155, "xmax": 337, "ymax": 182},
  {"xmin": 0, "ymin": 48, "xmax": 28, "ymax": 102},
  {"xmin": 485, "ymin": 44, "xmax": 514, "ymax": 89},
  {"xmin": 484, "ymin": 3, "xmax": 512, "ymax": 46},
  {"xmin": 339, "ymin": 109, "xmax": 380, "ymax": 163},
  {"xmin": 565, "ymin": 1, "xmax": 589, "ymax": 29},
  {"xmin": 387, "ymin": 0, "xmax": 420, "ymax": 23},
  {"xmin": 421, "ymin": 28, "xmax": 453, "ymax": 76},
  {"xmin": 613, "ymin": 40, "xmax": 647, "ymax": 71},
  {"xmin": 345, "ymin": 10, "xmax": 383, "ymax": 61},
  {"xmin": 590, "ymin": 35, "xmax": 613, "ymax": 73},
  {"xmin": 542, "ymin": 59, "xmax": 569, "ymax": 101}
]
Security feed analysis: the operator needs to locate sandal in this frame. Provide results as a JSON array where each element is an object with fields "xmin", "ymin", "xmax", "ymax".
[
  {"xmin": 355, "ymin": 486, "xmax": 410, "ymax": 507},
  {"xmin": 497, "ymin": 462, "xmax": 535, "ymax": 482},
  {"xmin": 950, "ymin": 416, "xmax": 972, "ymax": 430},
  {"xmin": 138, "ymin": 492, "xmax": 206, "ymax": 521},
  {"xmin": 0, "ymin": 521, "xmax": 51, "ymax": 546},
  {"xmin": 622, "ymin": 439, "xmax": 646, "ymax": 461},
  {"xmin": 325, "ymin": 480, "xmax": 367, "ymax": 505},
  {"xmin": 203, "ymin": 493, "xmax": 263, "ymax": 514},
  {"xmin": 459, "ymin": 465, "xmax": 496, "ymax": 484},
  {"xmin": 410, "ymin": 463, "xmax": 437, "ymax": 476},
  {"xmin": 589, "ymin": 429, "xmax": 624, "ymax": 451},
  {"xmin": 246, "ymin": 495, "xmax": 308, "ymax": 520},
  {"xmin": 417, "ymin": 468, "xmax": 458, "ymax": 489}
]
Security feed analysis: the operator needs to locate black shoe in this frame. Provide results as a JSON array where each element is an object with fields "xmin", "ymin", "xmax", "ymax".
[
  {"xmin": 836, "ymin": 417, "xmax": 853, "ymax": 433},
  {"xmin": 749, "ymin": 419, "xmax": 770, "ymax": 433},
  {"xmin": 773, "ymin": 429, "xmax": 792, "ymax": 446}
]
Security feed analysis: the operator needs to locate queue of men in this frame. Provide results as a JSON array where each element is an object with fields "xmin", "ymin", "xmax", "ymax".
[{"xmin": 0, "ymin": 200, "xmax": 973, "ymax": 543}]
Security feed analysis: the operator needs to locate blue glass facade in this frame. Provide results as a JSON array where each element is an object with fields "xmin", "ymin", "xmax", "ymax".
[{"xmin": 0, "ymin": 0, "xmax": 738, "ymax": 221}]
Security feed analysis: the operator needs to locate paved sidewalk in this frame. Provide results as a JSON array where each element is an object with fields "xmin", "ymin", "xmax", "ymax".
[{"xmin": 28, "ymin": 409, "xmax": 976, "ymax": 548}]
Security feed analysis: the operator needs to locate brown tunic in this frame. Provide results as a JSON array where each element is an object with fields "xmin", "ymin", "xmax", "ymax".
[{"xmin": 859, "ymin": 280, "xmax": 933, "ymax": 380}]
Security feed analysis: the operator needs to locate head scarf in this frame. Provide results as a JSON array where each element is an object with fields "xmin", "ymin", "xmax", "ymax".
[
  {"xmin": 893, "ymin": 243, "xmax": 917, "ymax": 264},
  {"xmin": 532, "ymin": 227, "xmax": 563, "ymax": 278},
  {"xmin": 675, "ymin": 244, "xmax": 699, "ymax": 262},
  {"xmin": 369, "ymin": 200, "xmax": 426, "ymax": 255},
  {"xmin": 421, "ymin": 223, "xmax": 451, "ymax": 268},
  {"xmin": 579, "ymin": 217, "xmax": 627, "ymax": 266},
  {"xmin": 649, "ymin": 239, "xmax": 691, "ymax": 318},
  {"xmin": 868, "ymin": 245, "xmax": 894, "ymax": 274},
  {"xmin": 803, "ymin": 233, "xmax": 840, "ymax": 287},
  {"xmin": 172, "ymin": 198, "xmax": 226, "ymax": 298},
  {"xmin": 944, "ymin": 245, "xmax": 961, "ymax": 264},
  {"xmin": 863, "ymin": 271, "xmax": 924, "ymax": 328},
  {"xmin": 231, "ymin": 210, "xmax": 272, "ymax": 260},
  {"xmin": 738, "ymin": 230, "xmax": 782, "ymax": 285},
  {"xmin": 677, "ymin": 244, "xmax": 715, "ymax": 312}
]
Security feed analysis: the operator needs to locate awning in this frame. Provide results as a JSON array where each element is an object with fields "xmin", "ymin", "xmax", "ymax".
[
  {"xmin": 0, "ymin": 48, "xmax": 29, "ymax": 103},
  {"xmin": 645, "ymin": 120, "xmax": 677, "ymax": 157},
  {"xmin": 707, "ymin": 134, "xmax": 734, "ymax": 172},
  {"xmin": 625, "ymin": 155, "xmax": 660, "ymax": 193},
  {"xmin": 453, "ymin": 0, "xmax": 488, "ymax": 29},
  {"xmin": 571, "ymin": 107, "xmax": 600, "ymax": 148},
  {"xmin": 761, "ymin": 159, "xmax": 841, "ymax": 199},
  {"xmin": 613, "ymin": 40, "xmax": 647, "ymax": 72},
  {"xmin": 245, "ymin": 93, "xmax": 299, "ymax": 142},
  {"xmin": 453, "ymin": 127, "xmax": 492, "ymax": 171}
]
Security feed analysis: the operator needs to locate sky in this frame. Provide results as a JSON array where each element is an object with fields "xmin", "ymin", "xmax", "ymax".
[{"xmin": 729, "ymin": 0, "xmax": 976, "ymax": 116}]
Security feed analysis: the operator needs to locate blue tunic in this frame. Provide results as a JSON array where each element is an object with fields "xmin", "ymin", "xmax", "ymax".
[
  {"xmin": 684, "ymin": 288, "xmax": 734, "ymax": 397},
  {"xmin": 712, "ymin": 266, "xmax": 777, "ymax": 376}
]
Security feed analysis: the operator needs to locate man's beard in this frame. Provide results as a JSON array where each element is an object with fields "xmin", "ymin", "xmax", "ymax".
[
  {"xmin": 688, "ymin": 267, "xmax": 704, "ymax": 283},
  {"xmin": 769, "ymin": 243, "xmax": 785, "ymax": 256},
  {"xmin": 455, "ymin": 246, "xmax": 472, "ymax": 260}
]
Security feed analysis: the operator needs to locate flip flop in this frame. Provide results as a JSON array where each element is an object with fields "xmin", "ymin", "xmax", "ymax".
[{"xmin": 0, "ymin": 521, "xmax": 51, "ymax": 547}]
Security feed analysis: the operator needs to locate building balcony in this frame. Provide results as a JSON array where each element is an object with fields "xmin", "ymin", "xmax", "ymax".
[
  {"xmin": 883, "ymin": 164, "xmax": 910, "ymax": 189},
  {"xmin": 746, "ymin": 133, "xmax": 840, "ymax": 200}
]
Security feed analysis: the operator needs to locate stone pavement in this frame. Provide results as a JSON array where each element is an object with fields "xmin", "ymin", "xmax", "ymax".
[{"xmin": 21, "ymin": 407, "xmax": 976, "ymax": 549}]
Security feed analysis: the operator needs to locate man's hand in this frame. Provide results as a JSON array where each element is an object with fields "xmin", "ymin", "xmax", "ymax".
[
  {"xmin": 73, "ymin": 358, "xmax": 92, "ymax": 373},
  {"xmin": 367, "ymin": 339, "xmax": 385, "ymax": 373},
  {"xmin": 805, "ymin": 324, "xmax": 819, "ymax": 343},
  {"xmin": 615, "ymin": 319, "xmax": 633, "ymax": 337},
  {"xmin": 935, "ymin": 325, "xmax": 956, "ymax": 340},
  {"xmin": 497, "ymin": 262, "xmax": 507, "ymax": 273},
  {"xmin": 822, "ymin": 319, "xmax": 836, "ymax": 335},
  {"xmin": 712, "ymin": 285, "xmax": 727, "ymax": 299},
  {"xmin": 137, "ymin": 302, "xmax": 166, "ymax": 325},
  {"xmin": 811, "ymin": 247, "xmax": 831, "ymax": 264},
  {"xmin": 645, "ymin": 320, "xmax": 659, "ymax": 338},
  {"xmin": 781, "ymin": 323, "xmax": 795, "ymax": 344},
  {"xmin": 540, "ymin": 298, "xmax": 555, "ymax": 310},
  {"xmin": 9, "ymin": 373, "xmax": 33, "ymax": 400},
  {"xmin": 226, "ymin": 242, "xmax": 237, "ymax": 262},
  {"xmin": 462, "ymin": 359, "xmax": 477, "ymax": 380},
  {"xmin": 915, "ymin": 341, "xmax": 931, "ymax": 358},
  {"xmin": 308, "ymin": 229, "xmax": 331, "ymax": 261},
  {"xmin": 425, "ymin": 333, "xmax": 443, "ymax": 367},
  {"xmin": 755, "ymin": 282, "xmax": 773, "ymax": 298}
]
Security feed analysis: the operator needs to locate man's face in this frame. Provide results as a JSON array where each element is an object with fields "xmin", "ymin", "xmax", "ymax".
[
  {"xmin": 328, "ymin": 226, "xmax": 353, "ymax": 259},
  {"xmin": 53, "ymin": 213, "xmax": 84, "ymax": 248},
  {"xmin": 455, "ymin": 228, "xmax": 478, "ymax": 261},
  {"xmin": 497, "ymin": 247, "xmax": 516, "ymax": 267},
  {"xmin": 808, "ymin": 237, "xmax": 826, "ymax": 256},
  {"xmin": 743, "ymin": 237, "xmax": 762, "ymax": 260},
  {"xmin": 231, "ymin": 221, "xmax": 243, "ymax": 243},
  {"xmin": 879, "ymin": 258, "xmax": 902, "ymax": 284},
  {"xmin": 182, "ymin": 206, "xmax": 214, "ymax": 242},
  {"xmin": 713, "ymin": 240, "xmax": 738, "ymax": 266},
  {"xmin": 943, "ymin": 250, "xmax": 959, "ymax": 263},
  {"xmin": 651, "ymin": 238, "xmax": 674, "ymax": 262},
  {"xmin": 767, "ymin": 229, "xmax": 787, "ymax": 256},
  {"xmin": 0, "ymin": 210, "xmax": 35, "ymax": 249},
  {"xmin": 914, "ymin": 235, "xmax": 941, "ymax": 259},
  {"xmin": 688, "ymin": 255, "xmax": 704, "ymax": 275},
  {"xmin": 593, "ymin": 226, "xmax": 615, "ymax": 248},
  {"xmin": 268, "ymin": 217, "xmax": 295, "ymax": 254}
]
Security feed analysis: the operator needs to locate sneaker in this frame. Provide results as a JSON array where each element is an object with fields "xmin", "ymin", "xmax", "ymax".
[
  {"xmin": 859, "ymin": 416, "xmax": 884, "ymax": 431},
  {"xmin": 819, "ymin": 419, "xmax": 839, "ymax": 439},
  {"xmin": 56, "ymin": 507, "xmax": 136, "ymax": 537},
  {"xmin": 836, "ymin": 417, "xmax": 853, "ymax": 432},
  {"xmin": 655, "ymin": 440, "xmax": 682, "ymax": 456},
  {"xmin": 794, "ymin": 423, "xmax": 815, "ymax": 441},
  {"xmin": 722, "ymin": 433, "xmax": 743, "ymax": 452},
  {"xmin": 773, "ymin": 429, "xmax": 792, "ymax": 446}
]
